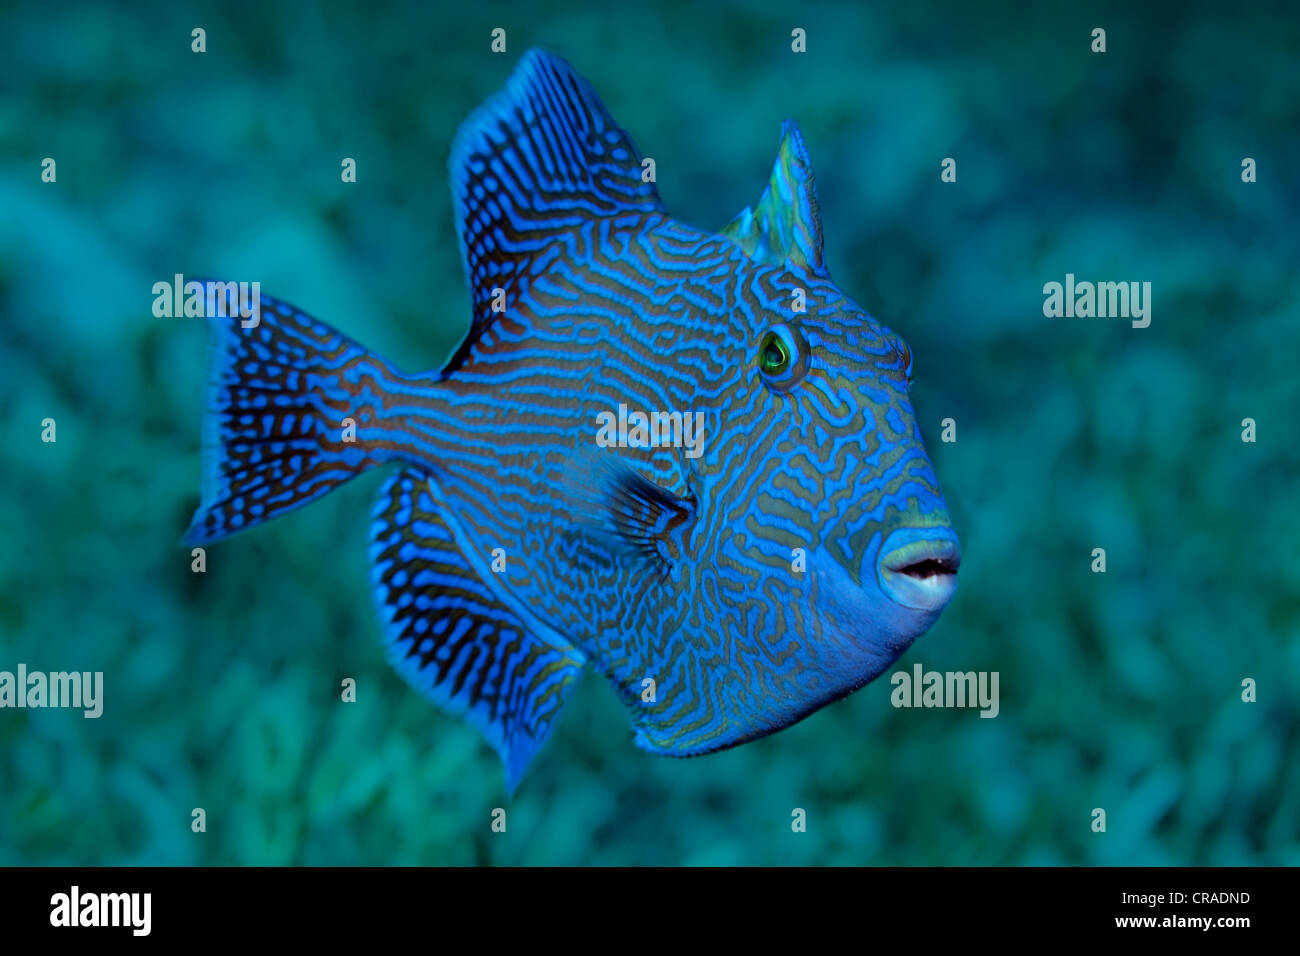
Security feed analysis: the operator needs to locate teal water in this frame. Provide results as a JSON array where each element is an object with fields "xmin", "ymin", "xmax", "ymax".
[{"xmin": 1, "ymin": 1, "xmax": 1297, "ymax": 865}]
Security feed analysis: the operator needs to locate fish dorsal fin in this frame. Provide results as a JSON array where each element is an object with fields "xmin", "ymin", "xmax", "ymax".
[
  {"xmin": 719, "ymin": 119, "xmax": 828, "ymax": 277},
  {"xmin": 443, "ymin": 50, "xmax": 667, "ymax": 376}
]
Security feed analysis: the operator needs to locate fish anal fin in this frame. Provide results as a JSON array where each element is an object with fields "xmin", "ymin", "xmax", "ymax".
[{"xmin": 370, "ymin": 466, "xmax": 584, "ymax": 791}]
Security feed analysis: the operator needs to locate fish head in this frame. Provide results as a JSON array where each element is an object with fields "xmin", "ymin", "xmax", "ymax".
[
  {"xmin": 704, "ymin": 120, "xmax": 959, "ymax": 708},
  {"xmin": 746, "ymin": 286, "xmax": 959, "ymax": 639}
]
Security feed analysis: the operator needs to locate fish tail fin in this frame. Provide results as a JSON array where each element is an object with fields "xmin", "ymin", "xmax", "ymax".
[{"xmin": 183, "ymin": 292, "xmax": 397, "ymax": 546}]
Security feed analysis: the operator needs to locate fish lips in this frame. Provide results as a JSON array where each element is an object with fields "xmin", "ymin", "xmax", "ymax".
[{"xmin": 875, "ymin": 528, "xmax": 962, "ymax": 612}]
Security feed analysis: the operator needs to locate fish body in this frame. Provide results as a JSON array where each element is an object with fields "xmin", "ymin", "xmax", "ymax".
[{"xmin": 185, "ymin": 51, "xmax": 960, "ymax": 789}]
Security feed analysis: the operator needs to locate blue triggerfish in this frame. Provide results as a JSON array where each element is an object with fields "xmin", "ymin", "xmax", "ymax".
[{"xmin": 185, "ymin": 50, "xmax": 961, "ymax": 790}]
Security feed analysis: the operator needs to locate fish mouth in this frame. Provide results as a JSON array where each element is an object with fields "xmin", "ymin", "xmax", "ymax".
[{"xmin": 877, "ymin": 534, "xmax": 961, "ymax": 611}]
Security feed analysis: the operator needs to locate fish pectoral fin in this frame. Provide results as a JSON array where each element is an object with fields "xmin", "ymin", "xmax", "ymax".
[
  {"xmin": 370, "ymin": 466, "xmax": 584, "ymax": 793},
  {"xmin": 560, "ymin": 450, "xmax": 696, "ymax": 575},
  {"xmin": 604, "ymin": 462, "xmax": 696, "ymax": 571}
]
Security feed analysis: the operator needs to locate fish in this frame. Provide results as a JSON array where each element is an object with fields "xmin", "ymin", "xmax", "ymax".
[{"xmin": 183, "ymin": 49, "xmax": 961, "ymax": 791}]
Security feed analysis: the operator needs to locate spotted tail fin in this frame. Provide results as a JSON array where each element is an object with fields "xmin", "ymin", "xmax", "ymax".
[{"xmin": 183, "ymin": 293, "xmax": 397, "ymax": 545}]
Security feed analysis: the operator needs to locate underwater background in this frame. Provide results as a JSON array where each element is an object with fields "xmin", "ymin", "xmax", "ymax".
[{"xmin": 1, "ymin": 0, "xmax": 1297, "ymax": 865}]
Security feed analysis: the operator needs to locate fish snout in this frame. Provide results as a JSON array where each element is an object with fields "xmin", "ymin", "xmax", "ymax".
[{"xmin": 875, "ymin": 528, "xmax": 961, "ymax": 612}]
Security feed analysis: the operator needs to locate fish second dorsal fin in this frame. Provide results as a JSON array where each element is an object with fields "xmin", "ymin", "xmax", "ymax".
[
  {"xmin": 443, "ymin": 50, "xmax": 667, "ymax": 377},
  {"xmin": 719, "ymin": 119, "xmax": 828, "ymax": 278}
]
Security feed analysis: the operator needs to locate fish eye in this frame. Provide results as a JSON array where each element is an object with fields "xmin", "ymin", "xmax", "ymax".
[
  {"xmin": 760, "ymin": 332, "xmax": 789, "ymax": 373},
  {"xmin": 757, "ymin": 324, "xmax": 809, "ymax": 392}
]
